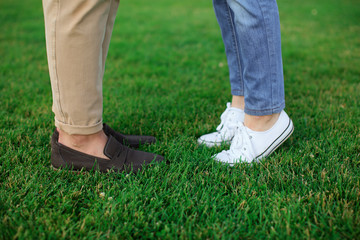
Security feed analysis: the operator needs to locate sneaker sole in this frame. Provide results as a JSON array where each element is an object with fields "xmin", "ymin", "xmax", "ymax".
[{"xmin": 255, "ymin": 118, "xmax": 294, "ymax": 161}]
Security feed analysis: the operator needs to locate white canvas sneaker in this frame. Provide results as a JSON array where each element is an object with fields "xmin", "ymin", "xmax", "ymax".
[
  {"xmin": 213, "ymin": 110, "xmax": 294, "ymax": 165},
  {"xmin": 198, "ymin": 102, "xmax": 245, "ymax": 147}
]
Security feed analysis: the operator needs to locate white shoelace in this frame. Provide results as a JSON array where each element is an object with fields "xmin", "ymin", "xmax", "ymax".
[
  {"xmin": 225, "ymin": 123, "xmax": 255, "ymax": 163},
  {"xmin": 215, "ymin": 103, "xmax": 239, "ymax": 137}
]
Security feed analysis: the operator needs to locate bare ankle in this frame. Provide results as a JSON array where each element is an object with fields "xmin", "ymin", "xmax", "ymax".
[
  {"xmin": 231, "ymin": 95, "xmax": 245, "ymax": 110},
  {"xmin": 244, "ymin": 113, "xmax": 280, "ymax": 131},
  {"xmin": 58, "ymin": 130, "xmax": 99, "ymax": 147},
  {"xmin": 57, "ymin": 129, "xmax": 109, "ymax": 159}
]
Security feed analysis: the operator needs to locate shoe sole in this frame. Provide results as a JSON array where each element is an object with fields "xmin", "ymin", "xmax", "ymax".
[{"xmin": 255, "ymin": 118, "xmax": 294, "ymax": 161}]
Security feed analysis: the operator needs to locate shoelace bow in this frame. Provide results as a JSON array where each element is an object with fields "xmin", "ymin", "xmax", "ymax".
[
  {"xmin": 216, "ymin": 106, "xmax": 238, "ymax": 134},
  {"xmin": 227, "ymin": 123, "xmax": 254, "ymax": 162}
]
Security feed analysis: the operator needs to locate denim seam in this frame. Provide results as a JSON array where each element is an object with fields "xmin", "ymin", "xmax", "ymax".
[
  {"xmin": 226, "ymin": 1, "xmax": 243, "ymax": 95},
  {"xmin": 256, "ymin": 0, "xmax": 276, "ymax": 109}
]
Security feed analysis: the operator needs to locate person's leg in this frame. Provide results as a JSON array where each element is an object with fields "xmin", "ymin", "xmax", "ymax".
[
  {"xmin": 227, "ymin": 0, "xmax": 285, "ymax": 116},
  {"xmin": 43, "ymin": 0, "xmax": 119, "ymax": 158},
  {"xmin": 212, "ymin": 0, "xmax": 293, "ymax": 163},
  {"xmin": 197, "ymin": 0, "xmax": 246, "ymax": 147},
  {"xmin": 43, "ymin": 0, "xmax": 117, "ymax": 135},
  {"xmin": 227, "ymin": 0, "xmax": 284, "ymax": 132},
  {"xmin": 213, "ymin": 0, "xmax": 244, "ymax": 99},
  {"xmin": 43, "ymin": 0, "xmax": 164, "ymax": 172},
  {"xmin": 213, "ymin": 0, "xmax": 248, "ymax": 111}
]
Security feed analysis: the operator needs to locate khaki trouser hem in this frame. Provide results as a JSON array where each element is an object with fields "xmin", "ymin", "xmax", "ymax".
[{"xmin": 55, "ymin": 118, "xmax": 103, "ymax": 135}]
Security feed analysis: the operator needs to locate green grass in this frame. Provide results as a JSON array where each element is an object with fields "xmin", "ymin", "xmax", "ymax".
[{"xmin": 1, "ymin": 0, "xmax": 359, "ymax": 239}]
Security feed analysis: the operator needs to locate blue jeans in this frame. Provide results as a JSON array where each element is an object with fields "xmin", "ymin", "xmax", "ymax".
[{"xmin": 213, "ymin": 0, "xmax": 285, "ymax": 116}]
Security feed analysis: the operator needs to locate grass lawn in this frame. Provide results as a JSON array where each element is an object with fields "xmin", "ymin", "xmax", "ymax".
[{"xmin": 1, "ymin": 0, "xmax": 359, "ymax": 239}]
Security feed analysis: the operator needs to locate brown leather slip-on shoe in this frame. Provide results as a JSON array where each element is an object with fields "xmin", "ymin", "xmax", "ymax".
[
  {"xmin": 51, "ymin": 129, "xmax": 164, "ymax": 173},
  {"xmin": 103, "ymin": 123, "xmax": 156, "ymax": 148}
]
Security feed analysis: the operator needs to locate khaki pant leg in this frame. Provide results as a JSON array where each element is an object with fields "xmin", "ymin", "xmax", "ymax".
[{"xmin": 43, "ymin": 0, "xmax": 119, "ymax": 135}]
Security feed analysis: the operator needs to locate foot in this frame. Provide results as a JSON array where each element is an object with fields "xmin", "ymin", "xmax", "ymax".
[
  {"xmin": 198, "ymin": 102, "xmax": 245, "ymax": 147},
  {"xmin": 213, "ymin": 110, "xmax": 294, "ymax": 165},
  {"xmin": 51, "ymin": 129, "xmax": 164, "ymax": 173},
  {"xmin": 57, "ymin": 128, "xmax": 109, "ymax": 159}
]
